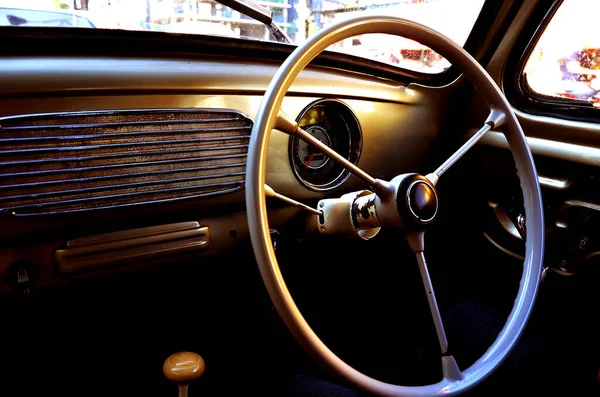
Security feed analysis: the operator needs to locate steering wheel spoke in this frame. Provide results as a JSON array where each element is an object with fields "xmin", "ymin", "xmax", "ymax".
[
  {"xmin": 408, "ymin": 232, "xmax": 463, "ymax": 379},
  {"xmin": 410, "ymin": 241, "xmax": 449, "ymax": 355},
  {"xmin": 427, "ymin": 109, "xmax": 505, "ymax": 186},
  {"xmin": 442, "ymin": 355, "xmax": 463, "ymax": 381}
]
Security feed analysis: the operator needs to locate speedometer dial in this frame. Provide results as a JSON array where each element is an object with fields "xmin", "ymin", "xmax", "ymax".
[
  {"xmin": 297, "ymin": 126, "xmax": 331, "ymax": 170},
  {"xmin": 289, "ymin": 99, "xmax": 362, "ymax": 191}
]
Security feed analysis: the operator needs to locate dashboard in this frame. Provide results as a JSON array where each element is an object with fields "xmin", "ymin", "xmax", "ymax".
[{"xmin": 0, "ymin": 56, "xmax": 449, "ymax": 294}]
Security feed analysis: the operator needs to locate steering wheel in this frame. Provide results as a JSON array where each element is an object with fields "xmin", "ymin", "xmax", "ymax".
[{"xmin": 246, "ymin": 16, "xmax": 544, "ymax": 396}]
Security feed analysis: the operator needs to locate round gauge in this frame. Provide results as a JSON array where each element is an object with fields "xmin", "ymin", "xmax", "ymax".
[
  {"xmin": 289, "ymin": 99, "xmax": 362, "ymax": 191},
  {"xmin": 296, "ymin": 126, "xmax": 331, "ymax": 170}
]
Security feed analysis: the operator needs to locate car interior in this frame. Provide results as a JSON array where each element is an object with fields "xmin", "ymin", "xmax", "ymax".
[{"xmin": 0, "ymin": 0, "xmax": 599, "ymax": 396}]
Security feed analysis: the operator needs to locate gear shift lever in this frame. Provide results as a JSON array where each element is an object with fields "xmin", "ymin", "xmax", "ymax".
[{"xmin": 163, "ymin": 352, "xmax": 205, "ymax": 397}]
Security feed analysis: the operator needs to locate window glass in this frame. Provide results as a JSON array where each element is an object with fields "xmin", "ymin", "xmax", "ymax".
[
  {"xmin": 0, "ymin": 0, "xmax": 485, "ymax": 74},
  {"xmin": 524, "ymin": 0, "xmax": 600, "ymax": 108}
]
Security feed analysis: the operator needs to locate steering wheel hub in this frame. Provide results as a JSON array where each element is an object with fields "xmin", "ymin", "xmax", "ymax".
[{"xmin": 400, "ymin": 175, "xmax": 439, "ymax": 226}]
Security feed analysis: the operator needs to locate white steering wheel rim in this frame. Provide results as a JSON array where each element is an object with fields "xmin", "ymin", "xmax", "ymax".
[{"xmin": 246, "ymin": 16, "xmax": 544, "ymax": 396}]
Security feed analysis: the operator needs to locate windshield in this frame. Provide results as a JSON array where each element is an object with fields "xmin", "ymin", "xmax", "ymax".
[{"xmin": 1, "ymin": 0, "xmax": 485, "ymax": 74}]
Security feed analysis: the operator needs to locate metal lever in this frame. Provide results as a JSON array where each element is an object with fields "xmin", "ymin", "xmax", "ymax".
[{"xmin": 265, "ymin": 184, "xmax": 322, "ymax": 216}]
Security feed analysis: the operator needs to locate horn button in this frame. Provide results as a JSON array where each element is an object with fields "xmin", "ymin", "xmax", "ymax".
[{"xmin": 397, "ymin": 175, "xmax": 439, "ymax": 225}]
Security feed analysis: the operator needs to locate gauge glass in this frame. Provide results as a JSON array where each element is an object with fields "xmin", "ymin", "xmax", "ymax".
[
  {"xmin": 289, "ymin": 99, "xmax": 362, "ymax": 191},
  {"xmin": 297, "ymin": 126, "xmax": 331, "ymax": 170}
]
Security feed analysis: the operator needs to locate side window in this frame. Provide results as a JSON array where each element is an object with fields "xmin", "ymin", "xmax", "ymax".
[{"xmin": 523, "ymin": 0, "xmax": 600, "ymax": 109}]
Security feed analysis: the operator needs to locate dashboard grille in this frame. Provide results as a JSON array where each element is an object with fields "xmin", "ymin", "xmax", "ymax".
[{"xmin": 0, "ymin": 109, "xmax": 251, "ymax": 216}]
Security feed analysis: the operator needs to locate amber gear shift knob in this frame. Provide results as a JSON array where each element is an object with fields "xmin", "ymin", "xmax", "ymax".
[{"xmin": 163, "ymin": 352, "xmax": 205, "ymax": 397}]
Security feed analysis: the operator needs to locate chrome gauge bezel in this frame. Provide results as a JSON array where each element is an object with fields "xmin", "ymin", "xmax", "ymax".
[{"xmin": 288, "ymin": 99, "xmax": 363, "ymax": 192}]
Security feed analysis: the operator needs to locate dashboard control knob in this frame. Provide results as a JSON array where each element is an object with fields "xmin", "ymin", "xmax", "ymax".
[
  {"xmin": 578, "ymin": 236, "xmax": 590, "ymax": 250},
  {"xmin": 4, "ymin": 260, "xmax": 39, "ymax": 295}
]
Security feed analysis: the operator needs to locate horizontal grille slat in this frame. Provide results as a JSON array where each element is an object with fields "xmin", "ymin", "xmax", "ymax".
[
  {"xmin": 0, "ymin": 167, "xmax": 247, "ymax": 197},
  {"xmin": 2, "ymin": 116, "xmax": 240, "ymax": 132},
  {"xmin": 3, "ymin": 110, "xmax": 238, "ymax": 128},
  {"xmin": 0, "ymin": 153, "xmax": 247, "ymax": 180},
  {"xmin": 0, "ymin": 135, "xmax": 249, "ymax": 155},
  {"xmin": 0, "ymin": 109, "xmax": 251, "ymax": 216},
  {"xmin": 0, "ymin": 145, "xmax": 248, "ymax": 169},
  {"xmin": 6, "ymin": 183, "xmax": 243, "ymax": 216},
  {"xmin": 0, "ymin": 125, "xmax": 251, "ymax": 144},
  {"xmin": 2, "ymin": 173, "xmax": 245, "ymax": 205}
]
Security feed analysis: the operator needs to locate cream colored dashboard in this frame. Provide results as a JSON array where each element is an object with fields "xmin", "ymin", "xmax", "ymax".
[
  {"xmin": 0, "ymin": 56, "xmax": 449, "ymax": 197},
  {"xmin": 0, "ymin": 55, "xmax": 451, "ymax": 293}
]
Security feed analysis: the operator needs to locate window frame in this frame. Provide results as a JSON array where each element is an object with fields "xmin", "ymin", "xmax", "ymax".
[
  {"xmin": 505, "ymin": 0, "xmax": 600, "ymax": 123},
  {"xmin": 0, "ymin": 0, "xmax": 508, "ymax": 87}
]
